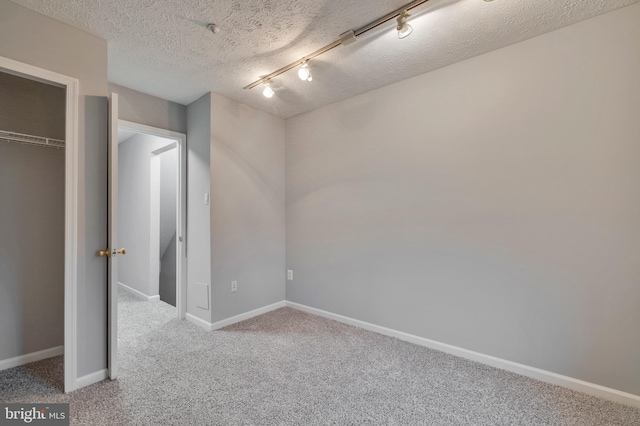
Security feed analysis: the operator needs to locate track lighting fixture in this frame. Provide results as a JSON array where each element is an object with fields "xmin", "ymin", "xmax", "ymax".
[
  {"xmin": 298, "ymin": 62, "xmax": 313, "ymax": 82},
  {"xmin": 247, "ymin": 0, "xmax": 485, "ymax": 96},
  {"xmin": 262, "ymin": 83, "xmax": 274, "ymax": 98},
  {"xmin": 396, "ymin": 10, "xmax": 413, "ymax": 39}
]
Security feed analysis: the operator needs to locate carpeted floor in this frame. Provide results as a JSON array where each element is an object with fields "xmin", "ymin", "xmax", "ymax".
[{"xmin": 1, "ymin": 291, "xmax": 639, "ymax": 425}]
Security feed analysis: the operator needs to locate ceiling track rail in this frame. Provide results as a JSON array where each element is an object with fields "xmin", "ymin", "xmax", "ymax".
[{"xmin": 243, "ymin": 0, "xmax": 432, "ymax": 90}]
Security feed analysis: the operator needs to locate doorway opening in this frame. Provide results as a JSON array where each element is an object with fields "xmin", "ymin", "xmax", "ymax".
[{"xmin": 116, "ymin": 120, "xmax": 186, "ymax": 318}]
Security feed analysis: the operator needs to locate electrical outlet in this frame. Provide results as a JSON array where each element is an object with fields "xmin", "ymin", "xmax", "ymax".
[
  {"xmin": 287, "ymin": 270, "xmax": 293, "ymax": 281},
  {"xmin": 231, "ymin": 280, "xmax": 238, "ymax": 293}
]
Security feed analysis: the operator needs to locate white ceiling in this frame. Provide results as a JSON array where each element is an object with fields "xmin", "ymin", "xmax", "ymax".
[{"xmin": 12, "ymin": 0, "xmax": 638, "ymax": 118}]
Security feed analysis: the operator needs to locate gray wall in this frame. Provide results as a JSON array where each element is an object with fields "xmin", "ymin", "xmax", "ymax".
[
  {"xmin": 210, "ymin": 93, "xmax": 286, "ymax": 322},
  {"xmin": 118, "ymin": 133, "xmax": 174, "ymax": 297},
  {"xmin": 0, "ymin": 130, "xmax": 65, "ymax": 361},
  {"xmin": 109, "ymin": 83, "xmax": 186, "ymax": 134},
  {"xmin": 160, "ymin": 234, "xmax": 177, "ymax": 307},
  {"xmin": 159, "ymin": 148, "xmax": 178, "ymax": 306},
  {"xmin": 0, "ymin": 71, "xmax": 65, "ymax": 139},
  {"xmin": 0, "ymin": 0, "xmax": 109, "ymax": 378},
  {"xmin": 285, "ymin": 4, "xmax": 640, "ymax": 396},
  {"xmin": 186, "ymin": 93, "xmax": 212, "ymax": 322},
  {"xmin": 159, "ymin": 148, "xmax": 178, "ymax": 258}
]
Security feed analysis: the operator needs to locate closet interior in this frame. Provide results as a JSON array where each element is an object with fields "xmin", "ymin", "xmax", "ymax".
[{"xmin": 0, "ymin": 70, "xmax": 66, "ymax": 387}]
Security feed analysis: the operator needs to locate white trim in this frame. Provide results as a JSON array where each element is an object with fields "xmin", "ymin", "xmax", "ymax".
[
  {"xmin": 0, "ymin": 56, "xmax": 80, "ymax": 394},
  {"xmin": 76, "ymin": 369, "xmax": 108, "ymax": 388},
  {"xmin": 118, "ymin": 120, "xmax": 186, "ymax": 141},
  {"xmin": 65, "ymin": 66, "xmax": 79, "ymax": 395},
  {"xmin": 119, "ymin": 282, "xmax": 160, "ymax": 302},
  {"xmin": 118, "ymin": 120, "xmax": 187, "ymax": 320},
  {"xmin": 186, "ymin": 313, "xmax": 214, "ymax": 331},
  {"xmin": 108, "ymin": 93, "xmax": 119, "ymax": 382},
  {"xmin": 285, "ymin": 301, "xmax": 640, "ymax": 409},
  {"xmin": 0, "ymin": 346, "xmax": 64, "ymax": 371},
  {"xmin": 186, "ymin": 301, "xmax": 286, "ymax": 331},
  {"xmin": 210, "ymin": 301, "xmax": 286, "ymax": 330}
]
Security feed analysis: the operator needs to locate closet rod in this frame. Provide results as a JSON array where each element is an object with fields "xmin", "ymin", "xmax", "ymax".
[{"xmin": 0, "ymin": 130, "xmax": 65, "ymax": 149}]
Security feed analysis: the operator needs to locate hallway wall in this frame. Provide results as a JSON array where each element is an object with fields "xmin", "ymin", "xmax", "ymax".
[
  {"xmin": 118, "ymin": 133, "xmax": 175, "ymax": 298},
  {"xmin": 209, "ymin": 93, "xmax": 286, "ymax": 322},
  {"xmin": 109, "ymin": 83, "xmax": 186, "ymax": 134},
  {"xmin": 159, "ymin": 147, "xmax": 178, "ymax": 306}
]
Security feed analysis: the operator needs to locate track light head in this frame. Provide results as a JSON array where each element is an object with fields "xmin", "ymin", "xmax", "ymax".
[
  {"xmin": 262, "ymin": 82, "xmax": 275, "ymax": 98},
  {"xmin": 396, "ymin": 10, "xmax": 413, "ymax": 39},
  {"xmin": 298, "ymin": 62, "xmax": 313, "ymax": 82}
]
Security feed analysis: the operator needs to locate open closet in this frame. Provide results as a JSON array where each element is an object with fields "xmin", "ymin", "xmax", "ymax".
[{"xmin": 0, "ymin": 70, "xmax": 66, "ymax": 388}]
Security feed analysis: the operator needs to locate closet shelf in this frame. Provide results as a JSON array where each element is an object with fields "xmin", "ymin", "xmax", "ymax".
[{"xmin": 0, "ymin": 130, "xmax": 65, "ymax": 149}]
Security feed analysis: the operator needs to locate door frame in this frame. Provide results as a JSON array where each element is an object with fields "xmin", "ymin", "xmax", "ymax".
[
  {"xmin": 0, "ymin": 56, "xmax": 80, "ymax": 393},
  {"xmin": 117, "ymin": 120, "xmax": 187, "ymax": 318}
]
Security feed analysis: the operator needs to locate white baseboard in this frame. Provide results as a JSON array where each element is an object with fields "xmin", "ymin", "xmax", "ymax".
[
  {"xmin": 186, "ymin": 313, "xmax": 213, "ymax": 331},
  {"xmin": 119, "ymin": 282, "xmax": 160, "ymax": 302},
  {"xmin": 210, "ymin": 301, "xmax": 286, "ymax": 330},
  {"xmin": 186, "ymin": 301, "xmax": 286, "ymax": 332},
  {"xmin": 76, "ymin": 369, "xmax": 108, "ymax": 388},
  {"xmin": 285, "ymin": 301, "xmax": 640, "ymax": 409},
  {"xmin": 0, "ymin": 346, "xmax": 64, "ymax": 371}
]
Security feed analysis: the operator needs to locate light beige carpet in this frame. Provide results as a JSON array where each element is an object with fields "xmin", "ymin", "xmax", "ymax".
[{"xmin": 1, "ymin": 291, "xmax": 639, "ymax": 425}]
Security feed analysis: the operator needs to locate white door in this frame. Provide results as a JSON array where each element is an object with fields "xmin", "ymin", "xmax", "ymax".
[{"xmin": 108, "ymin": 93, "xmax": 120, "ymax": 380}]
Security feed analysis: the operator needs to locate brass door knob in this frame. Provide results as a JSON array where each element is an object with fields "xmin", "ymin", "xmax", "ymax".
[
  {"xmin": 97, "ymin": 248, "xmax": 110, "ymax": 257},
  {"xmin": 115, "ymin": 248, "xmax": 126, "ymax": 255}
]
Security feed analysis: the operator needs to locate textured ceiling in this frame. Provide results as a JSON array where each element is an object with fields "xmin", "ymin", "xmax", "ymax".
[{"xmin": 11, "ymin": 0, "xmax": 639, "ymax": 118}]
